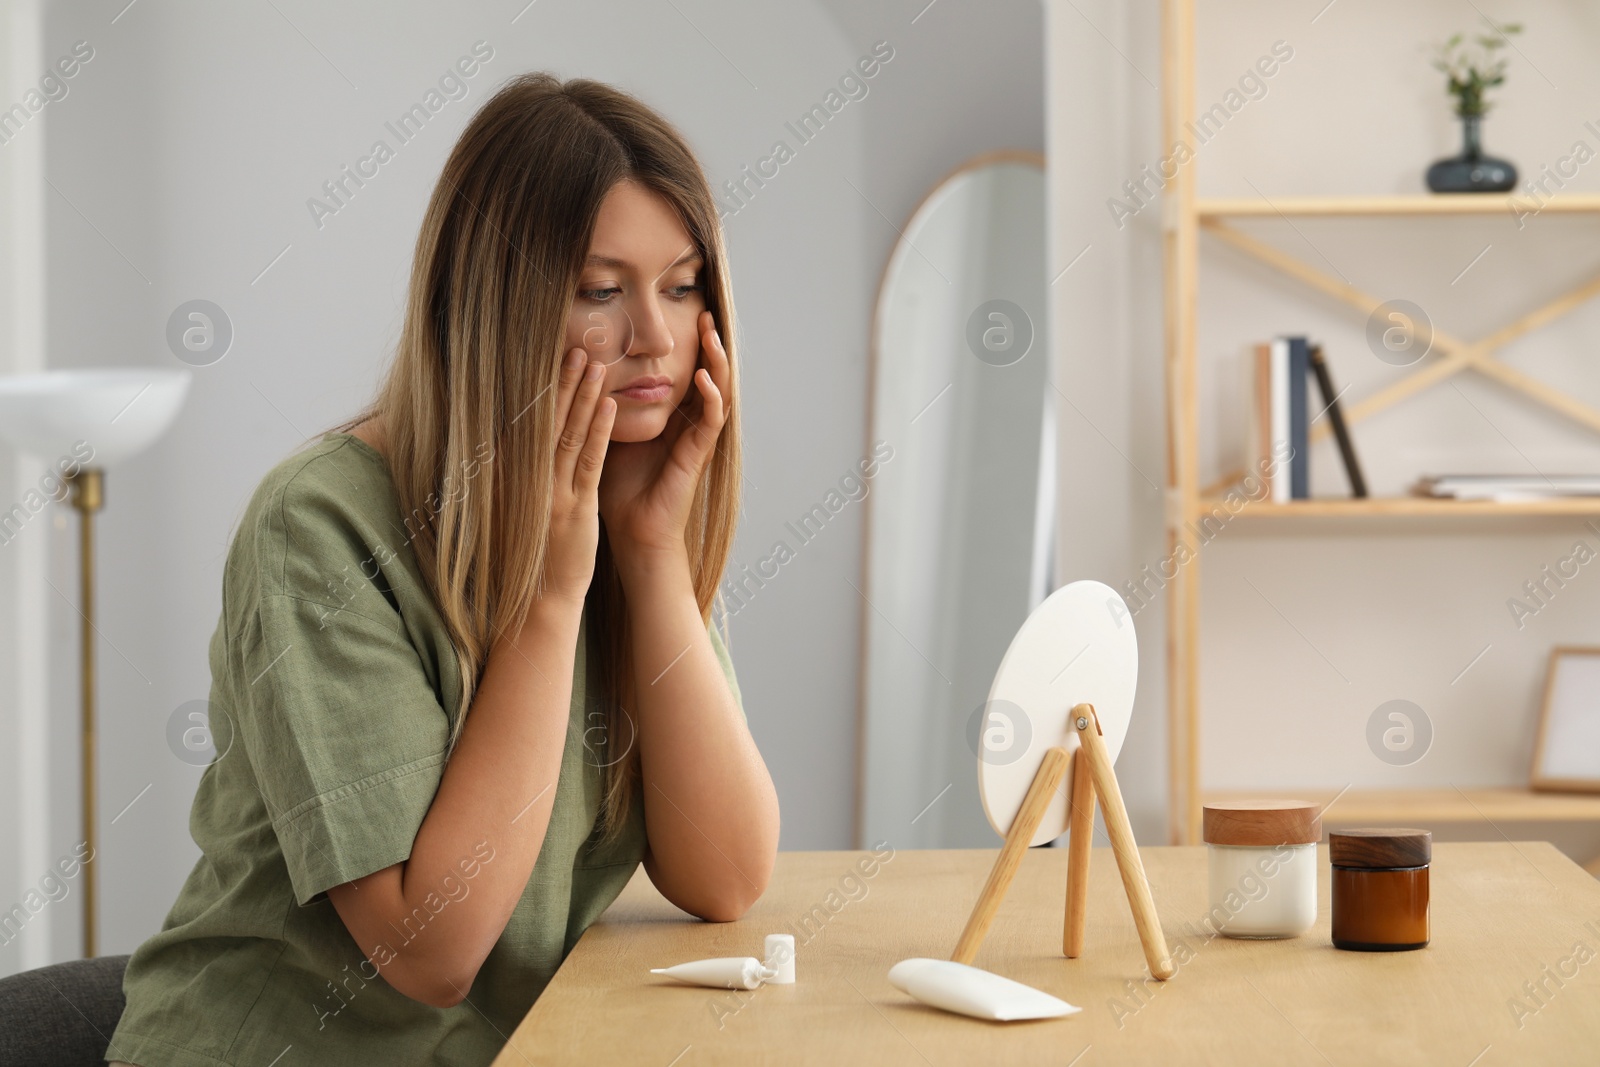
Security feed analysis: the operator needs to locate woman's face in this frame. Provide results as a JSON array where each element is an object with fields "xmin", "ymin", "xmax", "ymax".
[{"xmin": 565, "ymin": 179, "xmax": 706, "ymax": 444}]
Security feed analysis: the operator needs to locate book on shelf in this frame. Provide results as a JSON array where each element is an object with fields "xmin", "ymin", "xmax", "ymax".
[
  {"xmin": 1251, "ymin": 339, "xmax": 1297, "ymax": 502},
  {"xmin": 1415, "ymin": 474, "xmax": 1600, "ymax": 501},
  {"xmin": 1250, "ymin": 335, "xmax": 1365, "ymax": 501},
  {"xmin": 1288, "ymin": 336, "xmax": 1309, "ymax": 500},
  {"xmin": 1251, "ymin": 343, "xmax": 1278, "ymax": 500},
  {"xmin": 1308, "ymin": 342, "xmax": 1367, "ymax": 498}
]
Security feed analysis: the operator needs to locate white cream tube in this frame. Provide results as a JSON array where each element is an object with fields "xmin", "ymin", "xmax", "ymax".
[
  {"xmin": 650, "ymin": 957, "xmax": 777, "ymax": 990},
  {"xmin": 887, "ymin": 959, "xmax": 1081, "ymax": 1021}
]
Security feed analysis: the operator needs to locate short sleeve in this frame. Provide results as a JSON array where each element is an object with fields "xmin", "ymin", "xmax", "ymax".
[
  {"xmin": 708, "ymin": 616, "xmax": 746, "ymax": 723},
  {"xmin": 238, "ymin": 594, "xmax": 451, "ymax": 906}
]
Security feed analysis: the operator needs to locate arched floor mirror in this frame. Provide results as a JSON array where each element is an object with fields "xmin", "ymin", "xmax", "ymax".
[{"xmin": 855, "ymin": 150, "xmax": 1053, "ymax": 850}]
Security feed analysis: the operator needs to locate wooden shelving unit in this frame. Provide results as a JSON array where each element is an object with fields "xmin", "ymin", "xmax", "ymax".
[
  {"xmin": 1160, "ymin": 0, "xmax": 1600, "ymax": 844},
  {"xmin": 1206, "ymin": 788, "xmax": 1600, "ymax": 825},
  {"xmin": 1202, "ymin": 497, "xmax": 1600, "ymax": 519},
  {"xmin": 1197, "ymin": 193, "xmax": 1600, "ymax": 218}
]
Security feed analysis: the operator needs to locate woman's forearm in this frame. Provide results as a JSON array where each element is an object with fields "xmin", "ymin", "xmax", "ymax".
[
  {"xmin": 621, "ymin": 551, "xmax": 779, "ymax": 921},
  {"xmin": 327, "ymin": 593, "xmax": 584, "ymax": 1006}
]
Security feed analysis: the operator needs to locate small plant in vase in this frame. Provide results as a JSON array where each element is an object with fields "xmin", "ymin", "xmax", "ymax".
[{"xmin": 1426, "ymin": 20, "xmax": 1521, "ymax": 192}]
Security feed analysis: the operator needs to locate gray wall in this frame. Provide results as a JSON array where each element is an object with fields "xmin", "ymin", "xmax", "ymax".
[
  {"xmin": 0, "ymin": 0, "xmax": 51, "ymax": 978},
  {"xmin": 7, "ymin": 0, "xmax": 1045, "ymax": 966},
  {"xmin": 1048, "ymin": 0, "xmax": 1175, "ymax": 847}
]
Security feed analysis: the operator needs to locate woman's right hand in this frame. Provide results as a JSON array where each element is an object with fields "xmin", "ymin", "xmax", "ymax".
[{"xmin": 540, "ymin": 347, "xmax": 616, "ymax": 607}]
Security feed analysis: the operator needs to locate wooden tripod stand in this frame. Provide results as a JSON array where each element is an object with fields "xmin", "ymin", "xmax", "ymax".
[{"xmin": 952, "ymin": 703, "xmax": 1174, "ymax": 980}]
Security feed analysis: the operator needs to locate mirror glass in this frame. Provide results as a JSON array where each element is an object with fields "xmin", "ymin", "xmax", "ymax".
[{"xmin": 857, "ymin": 154, "xmax": 1053, "ymax": 850}]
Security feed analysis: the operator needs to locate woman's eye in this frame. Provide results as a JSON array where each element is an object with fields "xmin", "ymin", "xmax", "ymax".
[
  {"xmin": 667, "ymin": 283, "xmax": 701, "ymax": 301},
  {"xmin": 581, "ymin": 287, "xmax": 622, "ymax": 302}
]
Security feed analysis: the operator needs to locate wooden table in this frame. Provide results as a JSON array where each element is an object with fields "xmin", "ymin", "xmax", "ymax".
[{"xmin": 494, "ymin": 844, "xmax": 1600, "ymax": 1065}]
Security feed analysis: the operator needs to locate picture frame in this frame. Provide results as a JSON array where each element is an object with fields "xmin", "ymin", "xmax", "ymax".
[{"xmin": 1530, "ymin": 646, "xmax": 1600, "ymax": 793}]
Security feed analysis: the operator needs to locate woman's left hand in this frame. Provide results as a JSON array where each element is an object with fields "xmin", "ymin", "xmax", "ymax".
[{"xmin": 598, "ymin": 309, "xmax": 729, "ymax": 568}]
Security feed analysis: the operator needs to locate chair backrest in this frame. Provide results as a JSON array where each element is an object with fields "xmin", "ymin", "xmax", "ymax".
[{"xmin": 0, "ymin": 954, "xmax": 130, "ymax": 1067}]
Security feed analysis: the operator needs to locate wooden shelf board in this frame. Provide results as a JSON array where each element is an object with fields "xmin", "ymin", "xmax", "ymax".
[
  {"xmin": 1196, "ymin": 193, "xmax": 1600, "ymax": 218},
  {"xmin": 1195, "ymin": 496, "xmax": 1600, "ymax": 518},
  {"xmin": 1205, "ymin": 788, "xmax": 1600, "ymax": 824}
]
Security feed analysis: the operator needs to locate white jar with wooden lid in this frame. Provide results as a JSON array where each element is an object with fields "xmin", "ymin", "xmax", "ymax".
[{"xmin": 1202, "ymin": 799, "xmax": 1321, "ymax": 938}]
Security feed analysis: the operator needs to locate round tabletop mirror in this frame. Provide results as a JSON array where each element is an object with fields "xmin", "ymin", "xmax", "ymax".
[{"xmin": 978, "ymin": 579, "xmax": 1138, "ymax": 846}]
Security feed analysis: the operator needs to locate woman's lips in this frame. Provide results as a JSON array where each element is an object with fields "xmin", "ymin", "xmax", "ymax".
[{"xmin": 616, "ymin": 380, "xmax": 671, "ymax": 402}]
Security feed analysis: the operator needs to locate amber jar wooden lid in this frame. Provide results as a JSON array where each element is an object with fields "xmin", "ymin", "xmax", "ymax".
[
  {"xmin": 1329, "ymin": 828, "xmax": 1432, "ymax": 868},
  {"xmin": 1202, "ymin": 799, "xmax": 1322, "ymax": 846}
]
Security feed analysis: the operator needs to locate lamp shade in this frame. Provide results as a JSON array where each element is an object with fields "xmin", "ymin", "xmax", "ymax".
[{"xmin": 0, "ymin": 368, "xmax": 191, "ymax": 466}]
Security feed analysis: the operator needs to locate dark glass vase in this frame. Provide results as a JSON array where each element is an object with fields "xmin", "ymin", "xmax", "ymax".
[{"xmin": 1426, "ymin": 113, "xmax": 1517, "ymax": 193}]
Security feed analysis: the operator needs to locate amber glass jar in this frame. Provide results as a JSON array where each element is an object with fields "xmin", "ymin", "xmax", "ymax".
[{"xmin": 1329, "ymin": 828, "xmax": 1430, "ymax": 952}]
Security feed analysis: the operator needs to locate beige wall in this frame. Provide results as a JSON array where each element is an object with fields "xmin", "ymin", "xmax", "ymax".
[{"xmin": 1051, "ymin": 0, "xmax": 1600, "ymax": 856}]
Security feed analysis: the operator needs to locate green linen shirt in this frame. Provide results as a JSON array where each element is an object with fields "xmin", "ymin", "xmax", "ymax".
[{"xmin": 108, "ymin": 432, "xmax": 744, "ymax": 1067}]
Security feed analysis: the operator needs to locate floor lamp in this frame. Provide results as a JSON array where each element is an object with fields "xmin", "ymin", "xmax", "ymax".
[{"xmin": 0, "ymin": 368, "xmax": 190, "ymax": 957}]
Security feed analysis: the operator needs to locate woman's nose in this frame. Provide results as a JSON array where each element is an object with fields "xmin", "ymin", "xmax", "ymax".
[{"xmin": 622, "ymin": 293, "xmax": 675, "ymax": 360}]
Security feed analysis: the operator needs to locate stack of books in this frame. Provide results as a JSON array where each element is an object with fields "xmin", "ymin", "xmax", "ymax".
[
  {"xmin": 1252, "ymin": 336, "xmax": 1366, "ymax": 502},
  {"xmin": 1413, "ymin": 475, "xmax": 1600, "ymax": 502}
]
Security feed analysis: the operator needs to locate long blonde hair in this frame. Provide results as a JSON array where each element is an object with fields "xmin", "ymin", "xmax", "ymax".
[{"xmin": 333, "ymin": 72, "xmax": 741, "ymax": 841}]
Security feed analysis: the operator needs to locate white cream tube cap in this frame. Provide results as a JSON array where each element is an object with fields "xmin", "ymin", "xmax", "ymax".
[{"xmin": 764, "ymin": 934, "xmax": 796, "ymax": 984}]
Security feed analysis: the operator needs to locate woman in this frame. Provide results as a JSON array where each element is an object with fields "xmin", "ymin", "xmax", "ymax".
[{"xmin": 106, "ymin": 72, "xmax": 780, "ymax": 1067}]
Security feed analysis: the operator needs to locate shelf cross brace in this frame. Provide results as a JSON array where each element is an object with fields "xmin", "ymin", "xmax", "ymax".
[{"xmin": 1202, "ymin": 217, "xmax": 1600, "ymax": 441}]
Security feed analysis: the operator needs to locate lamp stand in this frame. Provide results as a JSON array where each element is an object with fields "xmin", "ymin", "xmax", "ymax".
[{"xmin": 65, "ymin": 467, "xmax": 103, "ymax": 958}]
